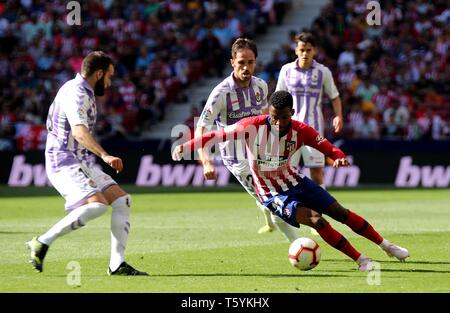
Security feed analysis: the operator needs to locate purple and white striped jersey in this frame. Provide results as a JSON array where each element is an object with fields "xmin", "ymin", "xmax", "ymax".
[
  {"xmin": 197, "ymin": 73, "xmax": 268, "ymax": 160},
  {"xmin": 276, "ymin": 60, "xmax": 339, "ymax": 135},
  {"xmin": 45, "ymin": 73, "xmax": 97, "ymax": 172}
]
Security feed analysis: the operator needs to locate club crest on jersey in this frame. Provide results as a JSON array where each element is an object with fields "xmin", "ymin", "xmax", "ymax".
[
  {"xmin": 77, "ymin": 108, "xmax": 85, "ymax": 118},
  {"xmin": 255, "ymin": 92, "xmax": 261, "ymax": 103},
  {"xmin": 283, "ymin": 208, "xmax": 291, "ymax": 217},
  {"xmin": 286, "ymin": 140, "xmax": 296, "ymax": 151}
]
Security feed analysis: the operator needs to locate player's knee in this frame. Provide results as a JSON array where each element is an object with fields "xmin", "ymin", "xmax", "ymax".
[
  {"xmin": 309, "ymin": 216, "xmax": 327, "ymax": 230},
  {"xmin": 87, "ymin": 202, "xmax": 108, "ymax": 218},
  {"xmin": 326, "ymin": 202, "xmax": 349, "ymax": 223},
  {"xmin": 111, "ymin": 194, "xmax": 132, "ymax": 213}
]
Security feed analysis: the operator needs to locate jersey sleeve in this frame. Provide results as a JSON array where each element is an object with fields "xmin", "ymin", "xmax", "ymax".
[
  {"xmin": 275, "ymin": 64, "xmax": 288, "ymax": 91},
  {"xmin": 322, "ymin": 66, "xmax": 340, "ymax": 100},
  {"xmin": 182, "ymin": 116, "xmax": 262, "ymax": 153},
  {"xmin": 196, "ymin": 86, "xmax": 225, "ymax": 130},
  {"xmin": 64, "ymin": 86, "xmax": 90, "ymax": 128},
  {"xmin": 296, "ymin": 122, "xmax": 346, "ymax": 160}
]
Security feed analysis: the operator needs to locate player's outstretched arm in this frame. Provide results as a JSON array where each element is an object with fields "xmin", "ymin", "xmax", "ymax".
[
  {"xmin": 72, "ymin": 124, "xmax": 123, "ymax": 173},
  {"xmin": 300, "ymin": 124, "xmax": 348, "ymax": 167},
  {"xmin": 195, "ymin": 126, "xmax": 217, "ymax": 180},
  {"xmin": 173, "ymin": 123, "xmax": 246, "ymax": 162}
]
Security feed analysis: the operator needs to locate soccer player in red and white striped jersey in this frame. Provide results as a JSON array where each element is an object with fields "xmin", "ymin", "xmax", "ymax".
[{"xmin": 173, "ymin": 90, "xmax": 409, "ymax": 271}]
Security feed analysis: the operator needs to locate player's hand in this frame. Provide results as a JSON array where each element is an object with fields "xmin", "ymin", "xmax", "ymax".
[
  {"xmin": 332, "ymin": 158, "xmax": 349, "ymax": 168},
  {"xmin": 172, "ymin": 145, "xmax": 184, "ymax": 161},
  {"xmin": 202, "ymin": 160, "xmax": 217, "ymax": 180},
  {"xmin": 333, "ymin": 115, "xmax": 343, "ymax": 133},
  {"xmin": 102, "ymin": 155, "xmax": 123, "ymax": 173}
]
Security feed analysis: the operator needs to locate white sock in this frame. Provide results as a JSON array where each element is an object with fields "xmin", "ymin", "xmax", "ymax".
[
  {"xmin": 38, "ymin": 202, "xmax": 108, "ymax": 246},
  {"xmin": 256, "ymin": 200, "xmax": 274, "ymax": 228},
  {"xmin": 109, "ymin": 195, "xmax": 131, "ymax": 271},
  {"xmin": 270, "ymin": 214, "xmax": 300, "ymax": 243}
]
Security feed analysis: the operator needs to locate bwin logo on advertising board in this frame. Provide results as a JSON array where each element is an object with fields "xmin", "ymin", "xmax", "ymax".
[{"xmin": 395, "ymin": 156, "xmax": 450, "ymax": 187}]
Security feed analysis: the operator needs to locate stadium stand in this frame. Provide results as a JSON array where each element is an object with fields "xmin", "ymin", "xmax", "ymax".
[
  {"xmin": 259, "ymin": 0, "xmax": 449, "ymax": 141},
  {"xmin": 0, "ymin": 0, "xmax": 448, "ymax": 152}
]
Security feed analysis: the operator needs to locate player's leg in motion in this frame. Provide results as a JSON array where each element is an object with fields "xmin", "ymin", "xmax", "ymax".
[
  {"xmin": 239, "ymin": 172, "xmax": 275, "ymax": 234},
  {"xmin": 294, "ymin": 205, "xmax": 374, "ymax": 271},
  {"xmin": 233, "ymin": 163, "xmax": 299, "ymax": 241},
  {"xmin": 299, "ymin": 147, "xmax": 324, "ymax": 236},
  {"xmin": 103, "ymin": 185, "xmax": 148, "ymax": 276},
  {"xmin": 27, "ymin": 195, "xmax": 108, "ymax": 272},
  {"xmin": 323, "ymin": 202, "xmax": 409, "ymax": 261}
]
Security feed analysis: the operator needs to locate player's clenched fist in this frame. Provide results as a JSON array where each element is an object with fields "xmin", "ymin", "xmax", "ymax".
[
  {"xmin": 102, "ymin": 155, "xmax": 123, "ymax": 173},
  {"xmin": 172, "ymin": 145, "xmax": 184, "ymax": 161},
  {"xmin": 332, "ymin": 158, "xmax": 349, "ymax": 168}
]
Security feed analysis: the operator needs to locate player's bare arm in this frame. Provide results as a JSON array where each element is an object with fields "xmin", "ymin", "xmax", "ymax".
[
  {"xmin": 331, "ymin": 96, "xmax": 343, "ymax": 133},
  {"xmin": 72, "ymin": 124, "xmax": 123, "ymax": 173},
  {"xmin": 194, "ymin": 126, "xmax": 217, "ymax": 180}
]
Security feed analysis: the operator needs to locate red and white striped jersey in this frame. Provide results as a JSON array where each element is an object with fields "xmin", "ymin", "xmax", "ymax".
[{"xmin": 184, "ymin": 115, "xmax": 345, "ymax": 201}]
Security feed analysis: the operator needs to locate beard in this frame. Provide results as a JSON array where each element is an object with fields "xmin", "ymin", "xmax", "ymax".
[{"xmin": 94, "ymin": 75, "xmax": 106, "ymax": 96}]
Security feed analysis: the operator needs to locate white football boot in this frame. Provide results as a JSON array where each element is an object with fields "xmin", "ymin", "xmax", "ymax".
[
  {"xmin": 357, "ymin": 255, "xmax": 376, "ymax": 272},
  {"xmin": 381, "ymin": 240, "xmax": 409, "ymax": 261}
]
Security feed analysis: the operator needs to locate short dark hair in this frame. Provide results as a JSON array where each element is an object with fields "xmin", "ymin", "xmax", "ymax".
[
  {"xmin": 81, "ymin": 51, "xmax": 114, "ymax": 77},
  {"xmin": 231, "ymin": 37, "xmax": 258, "ymax": 59},
  {"xmin": 295, "ymin": 32, "xmax": 317, "ymax": 47},
  {"xmin": 269, "ymin": 90, "xmax": 293, "ymax": 110}
]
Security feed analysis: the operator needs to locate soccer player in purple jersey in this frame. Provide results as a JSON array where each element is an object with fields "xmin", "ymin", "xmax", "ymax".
[
  {"xmin": 173, "ymin": 91, "xmax": 409, "ymax": 271},
  {"xmin": 196, "ymin": 38, "xmax": 299, "ymax": 241},
  {"xmin": 276, "ymin": 32, "xmax": 343, "ymax": 189},
  {"xmin": 26, "ymin": 51, "xmax": 147, "ymax": 276},
  {"xmin": 276, "ymin": 32, "xmax": 344, "ymax": 236}
]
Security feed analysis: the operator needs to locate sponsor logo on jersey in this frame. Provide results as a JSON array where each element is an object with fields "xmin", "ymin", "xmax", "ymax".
[
  {"xmin": 256, "ymin": 156, "xmax": 288, "ymax": 169},
  {"xmin": 228, "ymin": 108, "xmax": 262, "ymax": 119}
]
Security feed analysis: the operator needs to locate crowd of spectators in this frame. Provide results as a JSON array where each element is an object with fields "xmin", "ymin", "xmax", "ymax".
[
  {"xmin": 258, "ymin": 0, "xmax": 449, "ymax": 141},
  {"xmin": 0, "ymin": 0, "xmax": 288, "ymax": 151},
  {"xmin": 1, "ymin": 0, "xmax": 449, "ymax": 152}
]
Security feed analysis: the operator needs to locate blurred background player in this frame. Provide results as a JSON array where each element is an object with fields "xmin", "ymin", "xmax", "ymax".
[
  {"xmin": 26, "ymin": 51, "xmax": 147, "ymax": 276},
  {"xmin": 276, "ymin": 32, "xmax": 344, "ymax": 235},
  {"xmin": 173, "ymin": 90, "xmax": 409, "ymax": 271},
  {"xmin": 276, "ymin": 32, "xmax": 343, "ymax": 188},
  {"xmin": 196, "ymin": 37, "xmax": 299, "ymax": 242}
]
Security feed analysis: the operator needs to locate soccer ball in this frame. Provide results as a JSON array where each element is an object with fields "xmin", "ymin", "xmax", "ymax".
[{"xmin": 288, "ymin": 237, "xmax": 321, "ymax": 270}]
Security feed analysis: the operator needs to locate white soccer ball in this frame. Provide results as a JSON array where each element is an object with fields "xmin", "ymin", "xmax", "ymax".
[{"xmin": 288, "ymin": 237, "xmax": 321, "ymax": 270}]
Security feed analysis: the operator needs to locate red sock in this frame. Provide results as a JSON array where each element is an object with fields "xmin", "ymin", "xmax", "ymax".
[
  {"xmin": 344, "ymin": 211, "xmax": 383, "ymax": 245},
  {"xmin": 318, "ymin": 223, "xmax": 361, "ymax": 261}
]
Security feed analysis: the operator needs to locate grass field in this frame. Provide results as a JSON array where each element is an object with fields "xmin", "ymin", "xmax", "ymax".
[{"xmin": 1, "ymin": 187, "xmax": 449, "ymax": 293}]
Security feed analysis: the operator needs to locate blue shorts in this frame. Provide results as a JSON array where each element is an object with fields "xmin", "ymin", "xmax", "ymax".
[{"xmin": 262, "ymin": 176, "xmax": 336, "ymax": 228}]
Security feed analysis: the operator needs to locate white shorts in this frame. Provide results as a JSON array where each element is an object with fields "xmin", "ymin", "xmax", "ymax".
[
  {"xmin": 223, "ymin": 159, "xmax": 259, "ymax": 201},
  {"xmin": 290, "ymin": 145, "xmax": 325, "ymax": 168},
  {"xmin": 47, "ymin": 163, "xmax": 117, "ymax": 211}
]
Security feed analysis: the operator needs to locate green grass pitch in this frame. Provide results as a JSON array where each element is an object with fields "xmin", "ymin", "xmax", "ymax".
[{"xmin": 1, "ymin": 187, "xmax": 449, "ymax": 292}]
